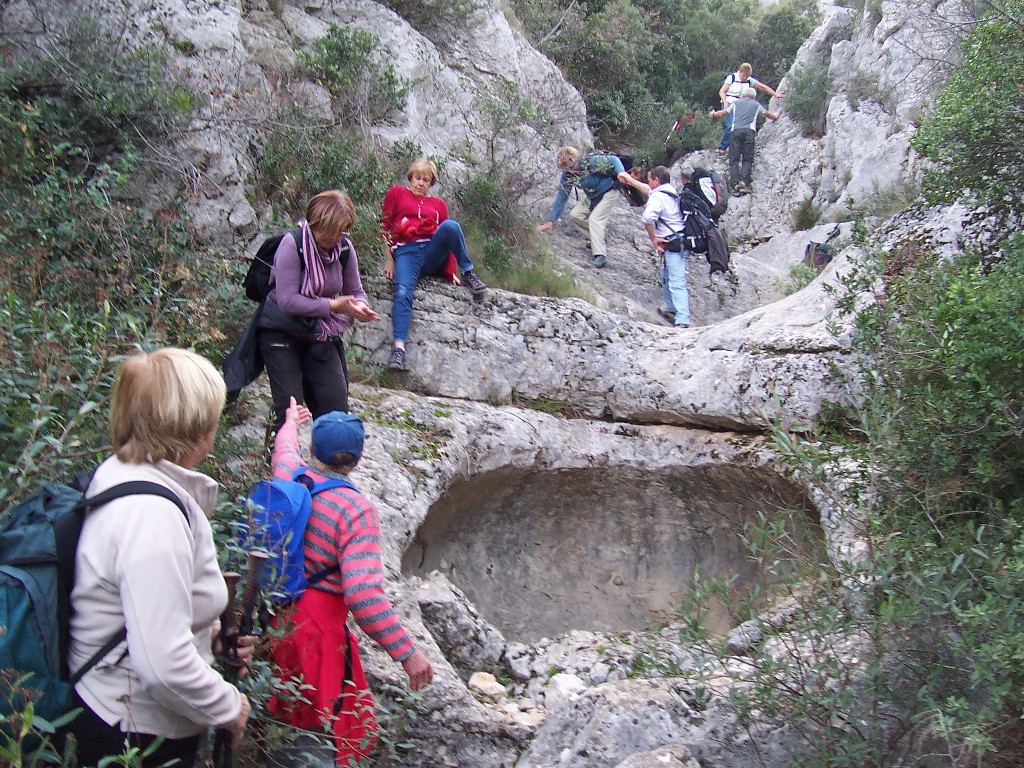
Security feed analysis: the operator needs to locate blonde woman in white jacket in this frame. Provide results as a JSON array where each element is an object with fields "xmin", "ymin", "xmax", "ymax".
[{"xmin": 64, "ymin": 348, "xmax": 250, "ymax": 767}]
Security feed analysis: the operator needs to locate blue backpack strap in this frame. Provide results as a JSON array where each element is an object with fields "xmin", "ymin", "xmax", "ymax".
[{"xmin": 293, "ymin": 473, "xmax": 361, "ymax": 587}]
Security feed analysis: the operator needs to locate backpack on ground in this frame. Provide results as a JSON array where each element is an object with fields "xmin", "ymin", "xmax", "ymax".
[
  {"xmin": 0, "ymin": 480, "xmax": 186, "ymax": 722},
  {"xmin": 802, "ymin": 224, "xmax": 840, "ymax": 268},
  {"xmin": 692, "ymin": 167, "xmax": 730, "ymax": 219},
  {"xmin": 243, "ymin": 228, "xmax": 351, "ymax": 303},
  {"xmin": 240, "ymin": 469, "xmax": 360, "ymax": 603}
]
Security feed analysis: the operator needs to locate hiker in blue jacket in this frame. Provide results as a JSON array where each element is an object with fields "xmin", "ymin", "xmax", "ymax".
[{"xmin": 537, "ymin": 146, "xmax": 629, "ymax": 268}]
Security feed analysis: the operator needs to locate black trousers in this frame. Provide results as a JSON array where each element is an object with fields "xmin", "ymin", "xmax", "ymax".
[
  {"xmin": 728, "ymin": 127, "xmax": 757, "ymax": 185},
  {"xmin": 259, "ymin": 329, "xmax": 349, "ymax": 432},
  {"xmin": 62, "ymin": 693, "xmax": 201, "ymax": 768}
]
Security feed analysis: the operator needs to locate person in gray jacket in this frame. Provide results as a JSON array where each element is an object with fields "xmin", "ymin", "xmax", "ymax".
[{"xmin": 710, "ymin": 87, "xmax": 780, "ymax": 195}]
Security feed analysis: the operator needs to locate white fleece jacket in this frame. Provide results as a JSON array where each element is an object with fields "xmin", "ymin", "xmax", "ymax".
[{"xmin": 68, "ymin": 455, "xmax": 242, "ymax": 737}]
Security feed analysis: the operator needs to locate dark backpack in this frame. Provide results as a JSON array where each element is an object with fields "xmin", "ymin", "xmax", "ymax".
[
  {"xmin": 692, "ymin": 167, "xmax": 730, "ymax": 219},
  {"xmin": 591, "ymin": 151, "xmax": 649, "ymax": 207},
  {"xmin": 0, "ymin": 480, "xmax": 186, "ymax": 722},
  {"xmin": 239, "ymin": 469, "xmax": 360, "ymax": 604},
  {"xmin": 242, "ymin": 228, "xmax": 351, "ymax": 303},
  {"xmin": 668, "ymin": 189, "xmax": 731, "ymax": 274}
]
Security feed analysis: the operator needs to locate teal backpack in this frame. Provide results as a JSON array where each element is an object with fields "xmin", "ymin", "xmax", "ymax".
[{"xmin": 0, "ymin": 480, "xmax": 185, "ymax": 723}]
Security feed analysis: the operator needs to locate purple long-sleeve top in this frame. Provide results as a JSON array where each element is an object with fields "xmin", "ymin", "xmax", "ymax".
[{"xmin": 266, "ymin": 232, "xmax": 369, "ymax": 335}]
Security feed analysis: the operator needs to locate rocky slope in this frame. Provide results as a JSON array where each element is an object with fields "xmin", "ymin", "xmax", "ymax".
[{"xmin": 3, "ymin": 0, "xmax": 980, "ymax": 764}]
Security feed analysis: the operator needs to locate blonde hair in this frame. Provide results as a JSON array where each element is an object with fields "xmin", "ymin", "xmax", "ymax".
[
  {"xmin": 739, "ymin": 62, "xmax": 753, "ymax": 76},
  {"xmin": 555, "ymin": 146, "xmax": 580, "ymax": 170},
  {"xmin": 110, "ymin": 348, "xmax": 226, "ymax": 465},
  {"xmin": 406, "ymin": 158, "xmax": 438, "ymax": 185},
  {"xmin": 306, "ymin": 190, "xmax": 355, "ymax": 245}
]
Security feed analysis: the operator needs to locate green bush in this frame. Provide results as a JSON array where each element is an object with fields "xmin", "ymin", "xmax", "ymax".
[
  {"xmin": 791, "ymin": 196, "xmax": 822, "ymax": 230},
  {"xmin": 785, "ymin": 62, "xmax": 831, "ymax": 136},
  {"xmin": 437, "ymin": 170, "xmax": 580, "ymax": 298},
  {"xmin": 299, "ymin": 25, "xmax": 409, "ymax": 125},
  {"xmin": 0, "ymin": 25, "xmax": 232, "ymax": 505},
  {"xmin": 912, "ymin": 1, "xmax": 1024, "ymax": 230},
  {"xmin": 508, "ymin": 0, "xmax": 812, "ymax": 147}
]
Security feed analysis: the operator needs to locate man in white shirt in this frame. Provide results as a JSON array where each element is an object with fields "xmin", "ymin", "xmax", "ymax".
[{"xmin": 618, "ymin": 165, "xmax": 691, "ymax": 328}]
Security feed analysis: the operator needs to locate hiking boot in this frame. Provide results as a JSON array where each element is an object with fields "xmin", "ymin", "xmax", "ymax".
[
  {"xmin": 592, "ymin": 254, "xmax": 607, "ymax": 268},
  {"xmin": 387, "ymin": 347, "xmax": 406, "ymax": 371},
  {"xmin": 657, "ymin": 307, "xmax": 675, "ymax": 323},
  {"xmin": 463, "ymin": 270, "xmax": 487, "ymax": 295}
]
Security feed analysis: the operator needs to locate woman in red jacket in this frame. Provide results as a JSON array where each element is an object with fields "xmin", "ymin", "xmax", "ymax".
[{"xmin": 380, "ymin": 158, "xmax": 487, "ymax": 370}]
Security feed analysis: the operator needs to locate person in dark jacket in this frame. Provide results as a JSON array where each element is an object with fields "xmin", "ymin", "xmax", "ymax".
[{"xmin": 257, "ymin": 190, "xmax": 379, "ymax": 435}]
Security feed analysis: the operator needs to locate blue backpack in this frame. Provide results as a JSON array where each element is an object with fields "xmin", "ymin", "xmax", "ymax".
[
  {"xmin": 241, "ymin": 469, "xmax": 358, "ymax": 603},
  {"xmin": 0, "ymin": 480, "xmax": 186, "ymax": 723}
]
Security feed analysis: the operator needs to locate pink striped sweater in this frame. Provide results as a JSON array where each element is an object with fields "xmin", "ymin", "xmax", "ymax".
[{"xmin": 272, "ymin": 422, "xmax": 415, "ymax": 662}]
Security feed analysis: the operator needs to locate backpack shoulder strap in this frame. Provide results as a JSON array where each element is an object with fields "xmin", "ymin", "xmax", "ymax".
[
  {"xmin": 309, "ymin": 476, "xmax": 359, "ymax": 497},
  {"xmin": 300, "ymin": 475, "xmax": 361, "ymax": 588},
  {"xmin": 69, "ymin": 627, "xmax": 127, "ymax": 685},
  {"xmin": 69, "ymin": 481, "xmax": 189, "ymax": 684},
  {"xmin": 83, "ymin": 481, "xmax": 188, "ymax": 523}
]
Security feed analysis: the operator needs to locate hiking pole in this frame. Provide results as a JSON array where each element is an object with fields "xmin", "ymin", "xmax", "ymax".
[
  {"xmin": 664, "ymin": 119, "xmax": 681, "ymax": 146},
  {"xmin": 214, "ymin": 571, "xmax": 242, "ymax": 768},
  {"xmin": 238, "ymin": 549, "xmax": 269, "ymax": 639}
]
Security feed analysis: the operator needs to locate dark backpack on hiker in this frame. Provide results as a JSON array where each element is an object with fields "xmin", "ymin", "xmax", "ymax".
[
  {"xmin": 239, "ymin": 469, "xmax": 360, "ymax": 604},
  {"xmin": 242, "ymin": 228, "xmax": 351, "ymax": 303},
  {"xmin": 692, "ymin": 167, "xmax": 730, "ymax": 219},
  {"xmin": 668, "ymin": 188, "xmax": 731, "ymax": 274},
  {"xmin": 0, "ymin": 480, "xmax": 186, "ymax": 723}
]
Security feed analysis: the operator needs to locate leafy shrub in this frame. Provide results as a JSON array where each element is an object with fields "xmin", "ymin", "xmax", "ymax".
[
  {"xmin": 848, "ymin": 179, "xmax": 919, "ymax": 221},
  {"xmin": 776, "ymin": 262, "xmax": 819, "ymax": 294},
  {"xmin": 791, "ymin": 195, "xmax": 822, "ymax": 230},
  {"xmin": 785, "ymin": 63, "xmax": 831, "ymax": 137},
  {"xmin": 912, "ymin": 1, "xmax": 1024, "ymax": 232},
  {"xmin": 299, "ymin": 26, "xmax": 409, "ymax": 125},
  {"xmin": 258, "ymin": 121, "xmax": 391, "ymax": 209},
  {"xmin": 1, "ymin": 18, "xmax": 202, "ymax": 176},
  {"xmin": 660, "ymin": 105, "xmax": 721, "ymax": 158},
  {"xmin": 0, "ymin": 25, "xmax": 228, "ymax": 505},
  {"xmin": 747, "ymin": 0, "xmax": 820, "ymax": 89},
  {"xmin": 509, "ymin": 0, "xmax": 810, "ymax": 146}
]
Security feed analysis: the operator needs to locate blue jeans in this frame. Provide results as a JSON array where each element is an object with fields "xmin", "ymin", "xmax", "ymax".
[
  {"xmin": 660, "ymin": 249, "xmax": 690, "ymax": 326},
  {"xmin": 718, "ymin": 110, "xmax": 734, "ymax": 151},
  {"xmin": 392, "ymin": 219, "xmax": 474, "ymax": 343}
]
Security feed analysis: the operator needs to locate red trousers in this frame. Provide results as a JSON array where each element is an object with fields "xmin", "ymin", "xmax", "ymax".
[{"xmin": 268, "ymin": 589, "xmax": 378, "ymax": 766}]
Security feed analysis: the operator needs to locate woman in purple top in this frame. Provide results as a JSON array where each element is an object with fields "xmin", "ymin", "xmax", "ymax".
[{"xmin": 258, "ymin": 190, "xmax": 379, "ymax": 433}]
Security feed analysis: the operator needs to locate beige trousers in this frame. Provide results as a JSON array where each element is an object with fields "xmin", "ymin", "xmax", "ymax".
[{"xmin": 570, "ymin": 190, "xmax": 618, "ymax": 257}]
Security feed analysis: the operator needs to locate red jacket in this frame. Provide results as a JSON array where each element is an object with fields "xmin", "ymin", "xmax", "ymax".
[{"xmin": 381, "ymin": 185, "xmax": 457, "ymax": 282}]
